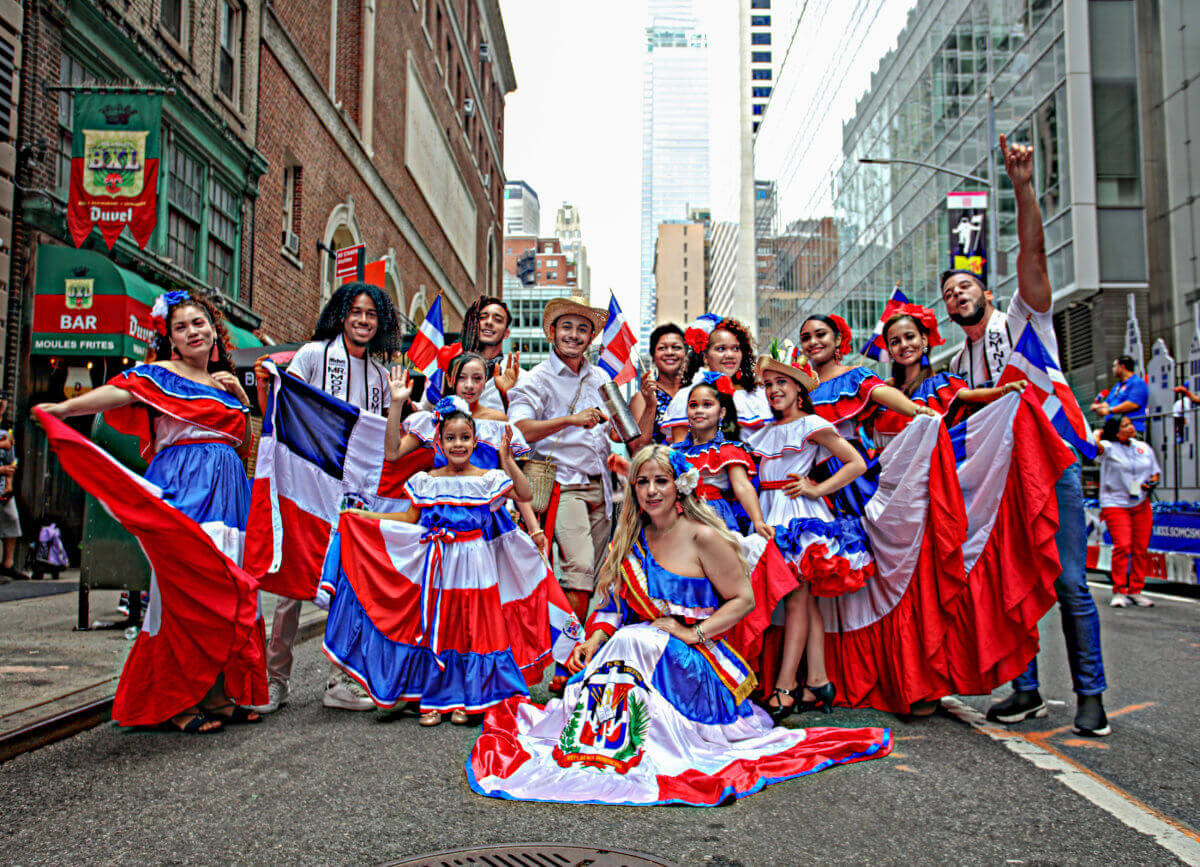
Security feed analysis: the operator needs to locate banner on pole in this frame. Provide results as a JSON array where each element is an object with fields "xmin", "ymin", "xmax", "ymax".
[
  {"xmin": 947, "ymin": 191, "xmax": 988, "ymax": 283},
  {"xmin": 336, "ymin": 244, "xmax": 366, "ymax": 284},
  {"xmin": 67, "ymin": 90, "xmax": 163, "ymax": 249},
  {"xmin": 1124, "ymin": 293, "xmax": 1145, "ymax": 374}
]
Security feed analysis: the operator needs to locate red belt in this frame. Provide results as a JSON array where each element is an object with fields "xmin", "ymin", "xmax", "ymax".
[
  {"xmin": 759, "ymin": 479, "xmax": 791, "ymax": 491},
  {"xmin": 696, "ymin": 484, "xmax": 725, "ymax": 500}
]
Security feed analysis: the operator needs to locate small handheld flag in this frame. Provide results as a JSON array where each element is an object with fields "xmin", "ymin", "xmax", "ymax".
[
  {"xmin": 861, "ymin": 287, "xmax": 910, "ymax": 363},
  {"xmin": 597, "ymin": 294, "xmax": 639, "ymax": 385},
  {"xmin": 407, "ymin": 294, "xmax": 446, "ymax": 403}
]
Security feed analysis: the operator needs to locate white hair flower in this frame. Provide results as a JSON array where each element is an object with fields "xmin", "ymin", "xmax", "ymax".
[{"xmin": 674, "ymin": 467, "xmax": 700, "ymax": 496}]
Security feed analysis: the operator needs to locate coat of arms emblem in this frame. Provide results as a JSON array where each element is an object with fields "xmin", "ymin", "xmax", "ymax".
[
  {"xmin": 64, "ymin": 278, "xmax": 94, "ymax": 310},
  {"xmin": 82, "ymin": 129, "xmax": 148, "ymax": 197},
  {"xmin": 553, "ymin": 660, "xmax": 650, "ymax": 774}
]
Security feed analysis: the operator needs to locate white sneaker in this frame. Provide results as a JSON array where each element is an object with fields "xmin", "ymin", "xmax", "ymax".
[
  {"xmin": 323, "ymin": 672, "xmax": 376, "ymax": 711},
  {"xmin": 1128, "ymin": 593, "xmax": 1155, "ymax": 607},
  {"xmin": 250, "ymin": 680, "xmax": 289, "ymax": 714},
  {"xmin": 1110, "ymin": 594, "xmax": 1130, "ymax": 608}
]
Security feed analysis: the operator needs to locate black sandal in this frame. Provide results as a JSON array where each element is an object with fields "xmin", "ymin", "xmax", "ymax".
[
  {"xmin": 202, "ymin": 702, "xmax": 263, "ymax": 725},
  {"xmin": 764, "ymin": 687, "xmax": 797, "ymax": 722},
  {"xmin": 160, "ymin": 711, "xmax": 224, "ymax": 734}
]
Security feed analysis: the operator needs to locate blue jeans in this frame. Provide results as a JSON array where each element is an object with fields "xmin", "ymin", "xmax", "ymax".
[{"xmin": 1012, "ymin": 461, "xmax": 1107, "ymax": 696}]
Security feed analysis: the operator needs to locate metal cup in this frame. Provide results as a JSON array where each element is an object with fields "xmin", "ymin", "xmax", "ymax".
[{"xmin": 600, "ymin": 381, "xmax": 642, "ymax": 444}]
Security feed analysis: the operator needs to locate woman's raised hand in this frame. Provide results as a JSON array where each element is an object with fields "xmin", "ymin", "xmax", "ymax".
[
  {"xmin": 495, "ymin": 352, "xmax": 521, "ymax": 395},
  {"xmin": 499, "ymin": 424, "xmax": 514, "ymax": 460}
]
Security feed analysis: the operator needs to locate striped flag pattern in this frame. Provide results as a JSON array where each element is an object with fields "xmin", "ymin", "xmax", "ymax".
[
  {"xmin": 997, "ymin": 323, "xmax": 1097, "ymax": 459},
  {"xmin": 407, "ymin": 294, "xmax": 446, "ymax": 403},
  {"xmin": 860, "ymin": 287, "xmax": 910, "ymax": 362},
  {"xmin": 597, "ymin": 294, "xmax": 638, "ymax": 385}
]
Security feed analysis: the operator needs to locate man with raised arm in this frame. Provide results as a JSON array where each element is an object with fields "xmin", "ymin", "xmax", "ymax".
[{"xmin": 943, "ymin": 135, "xmax": 1109, "ymax": 737}]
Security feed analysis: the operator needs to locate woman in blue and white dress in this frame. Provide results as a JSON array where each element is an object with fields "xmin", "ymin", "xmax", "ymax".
[{"xmin": 467, "ymin": 444, "xmax": 891, "ymax": 807}]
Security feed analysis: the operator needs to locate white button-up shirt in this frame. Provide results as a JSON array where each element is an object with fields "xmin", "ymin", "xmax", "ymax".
[
  {"xmin": 507, "ymin": 352, "xmax": 613, "ymax": 486},
  {"xmin": 1097, "ymin": 439, "xmax": 1162, "ymax": 508}
]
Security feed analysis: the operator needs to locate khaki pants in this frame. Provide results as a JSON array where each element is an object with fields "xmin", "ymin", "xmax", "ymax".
[
  {"xmin": 265, "ymin": 596, "xmax": 302, "ymax": 685},
  {"xmin": 554, "ymin": 480, "xmax": 611, "ymax": 593}
]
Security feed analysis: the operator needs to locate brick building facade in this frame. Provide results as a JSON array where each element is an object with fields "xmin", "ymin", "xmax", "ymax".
[{"xmin": 255, "ymin": 0, "xmax": 515, "ymax": 341}]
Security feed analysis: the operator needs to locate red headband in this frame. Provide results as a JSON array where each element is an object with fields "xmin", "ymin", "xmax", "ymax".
[{"xmin": 886, "ymin": 304, "xmax": 945, "ymax": 347}]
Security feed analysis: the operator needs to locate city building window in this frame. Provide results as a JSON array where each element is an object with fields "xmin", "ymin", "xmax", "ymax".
[
  {"xmin": 55, "ymin": 54, "xmax": 94, "ymax": 189},
  {"xmin": 751, "ymin": 51, "xmax": 771, "ymax": 64},
  {"xmin": 753, "ymin": 121, "xmax": 760, "ymax": 133},
  {"xmin": 751, "ymin": 32, "xmax": 770, "ymax": 45},
  {"xmin": 217, "ymin": 0, "xmax": 242, "ymax": 103},
  {"xmin": 167, "ymin": 137, "xmax": 203, "ymax": 273},
  {"xmin": 753, "ymin": 86, "xmax": 772, "ymax": 99},
  {"xmin": 161, "ymin": 0, "xmax": 189, "ymax": 47},
  {"xmin": 282, "ymin": 163, "xmax": 302, "ymax": 238},
  {"xmin": 752, "ymin": 69, "xmax": 772, "ymax": 80},
  {"xmin": 751, "ymin": 0, "xmax": 769, "ymax": 7},
  {"xmin": 207, "ymin": 177, "xmax": 239, "ymax": 296},
  {"xmin": 751, "ymin": 15, "xmax": 770, "ymax": 26},
  {"xmin": 753, "ymin": 104, "xmax": 765, "ymax": 116}
]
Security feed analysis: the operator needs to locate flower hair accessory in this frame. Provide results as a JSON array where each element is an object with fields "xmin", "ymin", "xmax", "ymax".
[
  {"xmin": 667, "ymin": 449, "xmax": 700, "ymax": 496},
  {"xmin": 683, "ymin": 313, "xmax": 723, "ymax": 354},
  {"xmin": 433, "ymin": 395, "xmax": 470, "ymax": 421},
  {"xmin": 886, "ymin": 303, "xmax": 945, "ymax": 347},
  {"xmin": 696, "ymin": 370, "xmax": 735, "ymax": 395},
  {"xmin": 827, "ymin": 314, "xmax": 854, "ymax": 356},
  {"xmin": 436, "ymin": 341, "xmax": 464, "ymax": 371},
  {"xmin": 150, "ymin": 290, "xmax": 191, "ymax": 336}
]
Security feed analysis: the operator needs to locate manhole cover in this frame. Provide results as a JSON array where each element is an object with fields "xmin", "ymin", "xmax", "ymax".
[{"xmin": 382, "ymin": 843, "xmax": 676, "ymax": 867}]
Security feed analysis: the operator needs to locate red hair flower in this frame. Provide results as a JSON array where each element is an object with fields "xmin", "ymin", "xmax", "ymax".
[
  {"xmin": 827, "ymin": 314, "xmax": 854, "ymax": 357},
  {"xmin": 684, "ymin": 327, "xmax": 710, "ymax": 354},
  {"xmin": 436, "ymin": 341, "xmax": 463, "ymax": 371}
]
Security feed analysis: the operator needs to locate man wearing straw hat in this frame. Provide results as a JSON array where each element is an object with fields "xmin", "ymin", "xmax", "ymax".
[{"xmin": 507, "ymin": 295, "xmax": 614, "ymax": 661}]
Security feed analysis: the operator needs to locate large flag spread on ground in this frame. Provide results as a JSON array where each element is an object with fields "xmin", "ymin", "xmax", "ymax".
[
  {"xmin": 860, "ymin": 287, "xmax": 910, "ymax": 362},
  {"xmin": 33, "ymin": 408, "xmax": 265, "ymax": 725},
  {"xmin": 597, "ymin": 294, "xmax": 639, "ymax": 385},
  {"xmin": 996, "ymin": 323, "xmax": 1097, "ymax": 459},
  {"xmin": 244, "ymin": 361, "xmax": 430, "ymax": 600},
  {"xmin": 407, "ymin": 293, "xmax": 446, "ymax": 403},
  {"xmin": 813, "ymin": 394, "xmax": 1071, "ymax": 713}
]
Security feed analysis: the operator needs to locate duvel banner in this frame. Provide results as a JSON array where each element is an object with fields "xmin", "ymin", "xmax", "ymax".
[
  {"xmin": 947, "ymin": 190, "xmax": 988, "ymax": 283},
  {"xmin": 67, "ymin": 90, "xmax": 162, "ymax": 250}
]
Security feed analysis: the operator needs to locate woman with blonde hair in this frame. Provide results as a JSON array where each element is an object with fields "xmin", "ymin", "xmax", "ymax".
[{"xmin": 467, "ymin": 444, "xmax": 891, "ymax": 807}]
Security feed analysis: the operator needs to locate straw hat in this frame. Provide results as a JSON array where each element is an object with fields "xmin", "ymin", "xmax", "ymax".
[
  {"xmin": 756, "ymin": 353, "xmax": 819, "ymax": 392},
  {"xmin": 541, "ymin": 295, "xmax": 609, "ymax": 343}
]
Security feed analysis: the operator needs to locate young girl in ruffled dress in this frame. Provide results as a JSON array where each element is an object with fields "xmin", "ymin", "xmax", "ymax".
[
  {"xmin": 754, "ymin": 354, "xmax": 872, "ymax": 720},
  {"xmin": 322, "ymin": 397, "xmax": 579, "ymax": 726}
]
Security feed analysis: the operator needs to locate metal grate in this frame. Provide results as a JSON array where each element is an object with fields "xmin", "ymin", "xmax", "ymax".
[{"xmin": 383, "ymin": 844, "xmax": 676, "ymax": 867}]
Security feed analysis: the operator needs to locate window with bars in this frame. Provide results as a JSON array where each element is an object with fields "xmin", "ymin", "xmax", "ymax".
[
  {"xmin": 56, "ymin": 54, "xmax": 92, "ymax": 189},
  {"xmin": 167, "ymin": 139, "xmax": 203, "ymax": 273},
  {"xmin": 208, "ymin": 177, "xmax": 238, "ymax": 296},
  {"xmin": 217, "ymin": 0, "xmax": 242, "ymax": 103}
]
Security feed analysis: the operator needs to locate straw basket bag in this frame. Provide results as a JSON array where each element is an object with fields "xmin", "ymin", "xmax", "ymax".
[{"xmin": 522, "ymin": 457, "xmax": 558, "ymax": 513}]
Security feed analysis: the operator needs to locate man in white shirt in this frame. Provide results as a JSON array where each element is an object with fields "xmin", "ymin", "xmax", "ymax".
[
  {"xmin": 944, "ymin": 136, "xmax": 1109, "ymax": 737},
  {"xmin": 508, "ymin": 296, "xmax": 614, "ymax": 651},
  {"xmin": 253, "ymin": 282, "xmax": 398, "ymax": 714}
]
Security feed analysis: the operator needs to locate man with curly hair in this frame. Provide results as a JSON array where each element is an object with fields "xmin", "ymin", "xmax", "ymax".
[{"xmin": 254, "ymin": 281, "xmax": 401, "ymax": 714}]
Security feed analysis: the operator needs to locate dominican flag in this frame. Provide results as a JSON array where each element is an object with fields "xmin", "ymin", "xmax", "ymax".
[
  {"xmin": 996, "ymin": 324, "xmax": 1097, "ymax": 459},
  {"xmin": 860, "ymin": 287, "xmax": 909, "ymax": 362},
  {"xmin": 597, "ymin": 294, "xmax": 638, "ymax": 385},
  {"xmin": 244, "ymin": 362, "xmax": 430, "ymax": 600},
  {"xmin": 407, "ymin": 293, "xmax": 446, "ymax": 403}
]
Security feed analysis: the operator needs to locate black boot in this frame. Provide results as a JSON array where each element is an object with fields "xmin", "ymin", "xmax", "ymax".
[
  {"xmin": 985, "ymin": 689, "xmax": 1046, "ymax": 724},
  {"xmin": 1073, "ymin": 693, "xmax": 1110, "ymax": 737}
]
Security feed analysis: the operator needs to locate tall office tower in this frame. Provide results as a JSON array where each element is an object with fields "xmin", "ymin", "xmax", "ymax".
[
  {"xmin": 639, "ymin": 0, "xmax": 710, "ymax": 346},
  {"xmin": 554, "ymin": 202, "xmax": 591, "ymax": 302},
  {"xmin": 504, "ymin": 180, "xmax": 541, "ymax": 237}
]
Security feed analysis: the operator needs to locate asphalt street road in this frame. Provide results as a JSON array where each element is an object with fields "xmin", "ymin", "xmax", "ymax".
[{"xmin": 0, "ymin": 582, "xmax": 1196, "ymax": 864}]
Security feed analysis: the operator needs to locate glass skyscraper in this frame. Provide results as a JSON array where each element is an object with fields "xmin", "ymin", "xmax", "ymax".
[{"xmin": 639, "ymin": 0, "xmax": 710, "ymax": 347}]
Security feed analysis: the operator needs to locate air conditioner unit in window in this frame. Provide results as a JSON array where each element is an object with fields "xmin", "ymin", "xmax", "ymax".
[
  {"xmin": 282, "ymin": 230, "xmax": 300, "ymax": 256},
  {"xmin": 480, "ymin": 42, "xmax": 491, "ymax": 62},
  {"xmin": 463, "ymin": 98, "xmax": 475, "ymax": 116}
]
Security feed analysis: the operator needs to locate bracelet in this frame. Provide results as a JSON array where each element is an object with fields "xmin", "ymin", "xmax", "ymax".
[
  {"xmin": 694, "ymin": 622, "xmax": 713, "ymax": 648},
  {"xmin": 530, "ymin": 529, "xmax": 546, "ymax": 538}
]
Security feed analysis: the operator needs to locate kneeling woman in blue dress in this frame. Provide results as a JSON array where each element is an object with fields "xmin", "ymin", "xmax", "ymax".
[
  {"xmin": 322, "ymin": 397, "xmax": 580, "ymax": 726},
  {"xmin": 467, "ymin": 444, "xmax": 891, "ymax": 807}
]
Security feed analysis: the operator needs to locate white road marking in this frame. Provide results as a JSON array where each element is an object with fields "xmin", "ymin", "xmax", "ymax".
[{"xmin": 942, "ymin": 697, "xmax": 1200, "ymax": 865}]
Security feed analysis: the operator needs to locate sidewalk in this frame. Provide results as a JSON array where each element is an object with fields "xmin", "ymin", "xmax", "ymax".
[{"xmin": 0, "ymin": 570, "xmax": 326, "ymax": 738}]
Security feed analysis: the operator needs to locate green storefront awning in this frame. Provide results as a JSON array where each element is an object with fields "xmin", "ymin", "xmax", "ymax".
[
  {"xmin": 32, "ymin": 245, "xmax": 262, "ymax": 357},
  {"xmin": 224, "ymin": 321, "xmax": 263, "ymax": 349}
]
